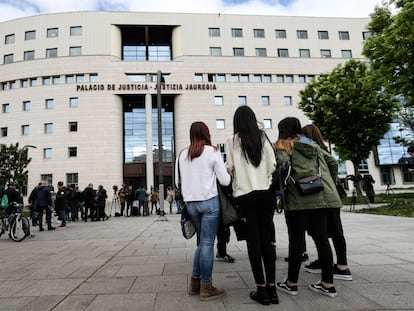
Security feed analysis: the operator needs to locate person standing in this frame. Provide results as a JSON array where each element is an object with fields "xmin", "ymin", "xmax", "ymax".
[
  {"xmin": 175, "ymin": 121, "xmax": 230, "ymax": 301},
  {"xmin": 54, "ymin": 181, "xmax": 68, "ymax": 228},
  {"xmin": 35, "ymin": 180, "xmax": 55, "ymax": 231},
  {"xmin": 118, "ymin": 187, "xmax": 126, "ymax": 216},
  {"xmin": 150, "ymin": 188, "xmax": 159, "ymax": 215},
  {"xmin": 166, "ymin": 186, "xmax": 175, "ymax": 214},
  {"xmin": 275, "ymin": 117, "xmax": 341, "ymax": 298},
  {"xmin": 135, "ymin": 186, "xmax": 147, "ymax": 216},
  {"xmin": 82, "ymin": 183, "xmax": 95, "ymax": 222},
  {"xmin": 225, "ymin": 106, "xmax": 278, "ymax": 305},
  {"xmin": 96, "ymin": 185, "xmax": 108, "ymax": 220},
  {"xmin": 301, "ymin": 124, "xmax": 352, "ymax": 281},
  {"xmin": 125, "ymin": 185, "xmax": 134, "ymax": 217}
]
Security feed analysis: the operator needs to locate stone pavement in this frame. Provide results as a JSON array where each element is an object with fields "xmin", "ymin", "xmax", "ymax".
[{"xmin": 1, "ymin": 208, "xmax": 414, "ymax": 311}]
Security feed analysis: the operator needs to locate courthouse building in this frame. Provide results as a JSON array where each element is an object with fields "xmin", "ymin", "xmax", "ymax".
[{"xmin": 0, "ymin": 11, "xmax": 411, "ymax": 194}]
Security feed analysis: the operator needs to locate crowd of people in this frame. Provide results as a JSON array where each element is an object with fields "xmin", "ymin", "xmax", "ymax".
[{"xmin": 175, "ymin": 106, "xmax": 389, "ymax": 305}]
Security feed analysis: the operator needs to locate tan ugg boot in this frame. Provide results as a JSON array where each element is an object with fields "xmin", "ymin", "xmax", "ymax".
[
  {"xmin": 200, "ymin": 282, "xmax": 225, "ymax": 301},
  {"xmin": 188, "ymin": 277, "xmax": 200, "ymax": 295}
]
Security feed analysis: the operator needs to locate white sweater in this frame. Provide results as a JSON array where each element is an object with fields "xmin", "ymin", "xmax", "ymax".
[
  {"xmin": 225, "ymin": 134, "xmax": 276, "ymax": 197},
  {"xmin": 175, "ymin": 146, "xmax": 231, "ymax": 202}
]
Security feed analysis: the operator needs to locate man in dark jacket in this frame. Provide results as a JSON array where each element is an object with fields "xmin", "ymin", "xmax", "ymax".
[
  {"xmin": 54, "ymin": 181, "xmax": 68, "ymax": 227},
  {"xmin": 35, "ymin": 181, "xmax": 55, "ymax": 231},
  {"xmin": 82, "ymin": 183, "xmax": 96, "ymax": 222}
]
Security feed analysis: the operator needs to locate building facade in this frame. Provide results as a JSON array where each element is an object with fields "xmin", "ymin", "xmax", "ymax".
[{"xmin": 0, "ymin": 11, "xmax": 411, "ymax": 194}]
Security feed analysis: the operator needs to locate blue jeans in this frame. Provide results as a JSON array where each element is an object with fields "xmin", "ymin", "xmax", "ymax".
[
  {"xmin": 187, "ymin": 196, "xmax": 220, "ymax": 283},
  {"xmin": 58, "ymin": 210, "xmax": 66, "ymax": 226}
]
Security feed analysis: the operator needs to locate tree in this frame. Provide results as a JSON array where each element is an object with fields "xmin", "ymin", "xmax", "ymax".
[
  {"xmin": 0, "ymin": 143, "xmax": 32, "ymax": 188},
  {"xmin": 298, "ymin": 60, "xmax": 399, "ymax": 190},
  {"xmin": 363, "ymin": 0, "xmax": 414, "ymax": 146}
]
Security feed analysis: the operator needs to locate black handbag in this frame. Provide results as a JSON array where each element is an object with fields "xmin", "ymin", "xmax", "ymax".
[
  {"xmin": 295, "ymin": 175, "xmax": 324, "ymax": 195},
  {"xmin": 217, "ymin": 183, "xmax": 239, "ymax": 226}
]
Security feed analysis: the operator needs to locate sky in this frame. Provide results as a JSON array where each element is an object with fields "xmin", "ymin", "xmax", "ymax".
[{"xmin": 0, "ymin": 0, "xmax": 386, "ymax": 23}]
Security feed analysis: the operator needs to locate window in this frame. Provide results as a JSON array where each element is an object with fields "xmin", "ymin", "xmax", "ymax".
[
  {"xmin": 320, "ymin": 49, "xmax": 332, "ymax": 58},
  {"xmin": 30, "ymin": 78, "xmax": 37, "ymax": 86},
  {"xmin": 210, "ymin": 47, "xmax": 222, "ymax": 56},
  {"xmin": 253, "ymin": 75, "xmax": 262, "ymax": 83},
  {"xmin": 362, "ymin": 31, "xmax": 371, "ymax": 40},
  {"xmin": 1, "ymin": 127, "xmax": 8, "ymax": 137},
  {"xmin": 299, "ymin": 49, "xmax": 310, "ymax": 58},
  {"xmin": 66, "ymin": 75, "xmax": 74, "ymax": 84},
  {"xmin": 69, "ymin": 46, "xmax": 82, "ymax": 56},
  {"xmin": 318, "ymin": 31, "xmax": 329, "ymax": 40},
  {"xmin": 254, "ymin": 29, "xmax": 265, "ymax": 38},
  {"xmin": 22, "ymin": 125, "xmax": 30, "ymax": 135},
  {"xmin": 46, "ymin": 48, "xmax": 58, "ymax": 58},
  {"xmin": 47, "ymin": 28, "xmax": 58, "ymax": 38},
  {"xmin": 297, "ymin": 30, "xmax": 308, "ymax": 39},
  {"xmin": 24, "ymin": 50, "xmax": 35, "ymax": 61},
  {"xmin": 214, "ymin": 96, "xmax": 223, "ymax": 106},
  {"xmin": 208, "ymin": 28, "xmax": 220, "ymax": 37},
  {"xmin": 238, "ymin": 96, "xmax": 247, "ymax": 106},
  {"xmin": 341, "ymin": 50, "xmax": 352, "ymax": 59},
  {"xmin": 45, "ymin": 99, "xmax": 54, "ymax": 109},
  {"xmin": 231, "ymin": 28, "xmax": 243, "ymax": 37},
  {"xmin": 298, "ymin": 75, "xmax": 306, "ymax": 83},
  {"xmin": 43, "ymin": 76, "xmax": 51, "ymax": 85},
  {"xmin": 70, "ymin": 26, "xmax": 82, "ymax": 36},
  {"xmin": 233, "ymin": 48, "xmax": 245, "ymax": 56},
  {"xmin": 66, "ymin": 173, "xmax": 78, "ymax": 187},
  {"xmin": 22, "ymin": 79, "xmax": 28, "ymax": 88},
  {"xmin": 275, "ymin": 29, "xmax": 287, "ymax": 38},
  {"xmin": 1, "ymin": 82, "xmax": 7, "ymax": 91},
  {"xmin": 207, "ymin": 74, "xmax": 225, "ymax": 82},
  {"xmin": 23, "ymin": 101, "xmax": 31, "ymax": 111},
  {"xmin": 4, "ymin": 54, "xmax": 13, "ymax": 64},
  {"xmin": 70, "ymin": 97, "xmax": 79, "ymax": 107},
  {"xmin": 261, "ymin": 96, "xmax": 270, "ymax": 106},
  {"xmin": 5, "ymin": 34, "xmax": 15, "ymax": 44},
  {"xmin": 90, "ymin": 73, "xmax": 98, "ymax": 83},
  {"xmin": 76, "ymin": 75, "xmax": 84, "ymax": 83},
  {"xmin": 276, "ymin": 75, "xmax": 284, "ymax": 83},
  {"xmin": 194, "ymin": 74, "xmax": 203, "ymax": 82},
  {"xmin": 358, "ymin": 160, "xmax": 369, "ymax": 174},
  {"xmin": 230, "ymin": 74, "xmax": 239, "ymax": 82},
  {"xmin": 283, "ymin": 96, "xmax": 292, "ymax": 106},
  {"xmin": 68, "ymin": 147, "xmax": 77, "ymax": 157},
  {"xmin": 286, "ymin": 75, "xmax": 293, "ymax": 83},
  {"xmin": 216, "ymin": 119, "xmax": 225, "ymax": 129},
  {"xmin": 307, "ymin": 75, "xmax": 315, "ymax": 82},
  {"xmin": 339, "ymin": 31, "xmax": 350, "ymax": 40},
  {"xmin": 255, "ymin": 48, "xmax": 267, "ymax": 57},
  {"xmin": 263, "ymin": 75, "xmax": 271, "ymax": 83},
  {"xmin": 43, "ymin": 148, "xmax": 52, "ymax": 159},
  {"xmin": 277, "ymin": 49, "xmax": 289, "ymax": 57},
  {"xmin": 69, "ymin": 121, "xmax": 78, "ymax": 132},
  {"xmin": 53, "ymin": 76, "xmax": 60, "ymax": 84},
  {"xmin": 41, "ymin": 174, "xmax": 53, "ymax": 185},
  {"xmin": 25, "ymin": 30, "xmax": 36, "ymax": 40},
  {"xmin": 44, "ymin": 123, "xmax": 53, "ymax": 134},
  {"xmin": 240, "ymin": 74, "xmax": 249, "ymax": 83},
  {"xmin": 263, "ymin": 119, "xmax": 272, "ymax": 129},
  {"xmin": 2, "ymin": 103, "xmax": 10, "ymax": 113}
]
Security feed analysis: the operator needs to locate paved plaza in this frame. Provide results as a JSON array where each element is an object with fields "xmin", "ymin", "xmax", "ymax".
[{"xmin": 0, "ymin": 206, "xmax": 414, "ymax": 311}]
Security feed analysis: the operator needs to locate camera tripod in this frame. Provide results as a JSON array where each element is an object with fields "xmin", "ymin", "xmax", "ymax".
[
  {"xmin": 109, "ymin": 190, "xmax": 120, "ymax": 217},
  {"xmin": 385, "ymin": 182, "xmax": 394, "ymax": 194},
  {"xmin": 350, "ymin": 179, "xmax": 368, "ymax": 210}
]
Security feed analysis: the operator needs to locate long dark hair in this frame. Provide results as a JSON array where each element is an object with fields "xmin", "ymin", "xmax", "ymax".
[
  {"xmin": 187, "ymin": 121, "xmax": 212, "ymax": 160},
  {"xmin": 277, "ymin": 117, "xmax": 302, "ymax": 139},
  {"xmin": 301, "ymin": 124, "xmax": 329, "ymax": 151},
  {"xmin": 233, "ymin": 106, "xmax": 262, "ymax": 167}
]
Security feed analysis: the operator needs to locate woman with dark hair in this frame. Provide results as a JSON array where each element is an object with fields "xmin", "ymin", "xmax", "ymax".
[
  {"xmin": 301, "ymin": 124, "xmax": 352, "ymax": 281},
  {"xmin": 225, "ymin": 106, "xmax": 278, "ymax": 305},
  {"xmin": 275, "ymin": 118, "xmax": 341, "ymax": 298},
  {"xmin": 175, "ymin": 121, "xmax": 231, "ymax": 301}
]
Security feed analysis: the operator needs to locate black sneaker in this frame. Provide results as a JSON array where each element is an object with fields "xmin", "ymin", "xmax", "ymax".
[
  {"xmin": 305, "ymin": 260, "xmax": 321, "ymax": 274},
  {"xmin": 309, "ymin": 281, "xmax": 337, "ymax": 298},
  {"xmin": 216, "ymin": 254, "xmax": 235, "ymax": 263},
  {"xmin": 333, "ymin": 265, "xmax": 353, "ymax": 281},
  {"xmin": 276, "ymin": 278, "xmax": 298, "ymax": 296}
]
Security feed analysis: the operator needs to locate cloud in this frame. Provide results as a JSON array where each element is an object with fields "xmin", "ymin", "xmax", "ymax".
[{"xmin": 0, "ymin": 0, "xmax": 384, "ymax": 23}]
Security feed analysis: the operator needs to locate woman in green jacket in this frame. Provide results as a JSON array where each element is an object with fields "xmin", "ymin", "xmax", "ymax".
[{"xmin": 275, "ymin": 117, "xmax": 341, "ymax": 298}]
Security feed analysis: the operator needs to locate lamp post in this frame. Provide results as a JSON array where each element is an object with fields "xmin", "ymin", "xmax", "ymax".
[
  {"xmin": 22, "ymin": 145, "xmax": 37, "ymax": 195},
  {"xmin": 156, "ymin": 70, "xmax": 167, "ymax": 221}
]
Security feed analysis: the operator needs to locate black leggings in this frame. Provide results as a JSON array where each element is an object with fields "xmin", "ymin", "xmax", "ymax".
[
  {"xmin": 285, "ymin": 209, "xmax": 333, "ymax": 284},
  {"xmin": 236, "ymin": 190, "xmax": 276, "ymax": 285}
]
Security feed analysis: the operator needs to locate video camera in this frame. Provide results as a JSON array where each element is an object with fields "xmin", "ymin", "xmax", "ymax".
[{"xmin": 113, "ymin": 185, "xmax": 118, "ymax": 192}]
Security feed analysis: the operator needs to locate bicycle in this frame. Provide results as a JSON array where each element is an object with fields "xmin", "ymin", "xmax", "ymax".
[{"xmin": 0, "ymin": 202, "xmax": 31, "ymax": 242}]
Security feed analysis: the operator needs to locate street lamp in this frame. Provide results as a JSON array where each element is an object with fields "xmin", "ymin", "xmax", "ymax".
[
  {"xmin": 156, "ymin": 70, "xmax": 167, "ymax": 221},
  {"xmin": 22, "ymin": 145, "xmax": 37, "ymax": 195}
]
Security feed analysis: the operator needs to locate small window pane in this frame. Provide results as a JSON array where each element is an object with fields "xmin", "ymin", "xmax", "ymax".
[
  {"xmin": 69, "ymin": 122, "xmax": 78, "ymax": 132},
  {"xmin": 210, "ymin": 47, "xmax": 222, "ymax": 56},
  {"xmin": 298, "ymin": 75, "xmax": 306, "ymax": 83},
  {"xmin": 70, "ymin": 46, "xmax": 82, "ymax": 56},
  {"xmin": 53, "ymin": 76, "xmax": 61, "ymax": 84},
  {"xmin": 233, "ymin": 48, "xmax": 245, "ymax": 56},
  {"xmin": 90, "ymin": 74, "xmax": 98, "ymax": 83},
  {"xmin": 2, "ymin": 103, "xmax": 10, "ymax": 113},
  {"xmin": 194, "ymin": 74, "xmax": 203, "ymax": 82},
  {"xmin": 321, "ymin": 49, "xmax": 331, "ymax": 58},
  {"xmin": 66, "ymin": 75, "xmax": 74, "ymax": 83},
  {"xmin": 46, "ymin": 48, "xmax": 58, "ymax": 58},
  {"xmin": 25, "ymin": 30, "xmax": 36, "ymax": 40},
  {"xmin": 47, "ymin": 28, "xmax": 58, "ymax": 38},
  {"xmin": 231, "ymin": 74, "xmax": 239, "ymax": 83},
  {"xmin": 318, "ymin": 31, "xmax": 329, "ymax": 40},
  {"xmin": 261, "ymin": 96, "xmax": 270, "ymax": 106},
  {"xmin": 68, "ymin": 147, "xmax": 77, "ymax": 157},
  {"xmin": 43, "ymin": 77, "xmax": 51, "ymax": 85},
  {"xmin": 297, "ymin": 30, "xmax": 308, "ymax": 39},
  {"xmin": 253, "ymin": 75, "xmax": 262, "ymax": 83},
  {"xmin": 44, "ymin": 123, "xmax": 53, "ymax": 134},
  {"xmin": 255, "ymin": 48, "xmax": 267, "ymax": 57},
  {"xmin": 285, "ymin": 75, "xmax": 293, "ymax": 83},
  {"xmin": 263, "ymin": 119, "xmax": 272, "ymax": 129},
  {"xmin": 24, "ymin": 50, "xmax": 35, "ymax": 61},
  {"xmin": 23, "ymin": 101, "xmax": 31, "ymax": 111},
  {"xmin": 277, "ymin": 49, "xmax": 289, "ymax": 57},
  {"xmin": 263, "ymin": 75, "xmax": 271, "ymax": 83},
  {"xmin": 215, "ymin": 96, "xmax": 223, "ymax": 106},
  {"xmin": 76, "ymin": 75, "xmax": 84, "ymax": 83},
  {"xmin": 341, "ymin": 50, "xmax": 352, "ymax": 59},
  {"xmin": 70, "ymin": 97, "xmax": 79, "ymax": 107},
  {"xmin": 5, "ymin": 34, "xmax": 15, "ymax": 44},
  {"xmin": 276, "ymin": 75, "xmax": 284, "ymax": 83},
  {"xmin": 22, "ymin": 125, "xmax": 30, "ymax": 135},
  {"xmin": 275, "ymin": 29, "xmax": 286, "ymax": 38},
  {"xmin": 22, "ymin": 79, "xmax": 29, "ymax": 88},
  {"xmin": 339, "ymin": 31, "xmax": 350, "ymax": 40},
  {"xmin": 1, "ymin": 127, "xmax": 8, "ymax": 137},
  {"xmin": 208, "ymin": 28, "xmax": 220, "ymax": 37},
  {"xmin": 362, "ymin": 31, "xmax": 371, "ymax": 40},
  {"xmin": 283, "ymin": 96, "xmax": 292, "ymax": 106},
  {"xmin": 240, "ymin": 75, "xmax": 249, "ymax": 83},
  {"xmin": 231, "ymin": 28, "xmax": 243, "ymax": 37},
  {"xmin": 299, "ymin": 49, "xmax": 310, "ymax": 58},
  {"xmin": 238, "ymin": 96, "xmax": 247, "ymax": 106},
  {"xmin": 46, "ymin": 99, "xmax": 54, "ymax": 109},
  {"xmin": 216, "ymin": 119, "xmax": 225, "ymax": 129},
  {"xmin": 44, "ymin": 148, "xmax": 52, "ymax": 159},
  {"xmin": 70, "ymin": 26, "xmax": 82, "ymax": 36},
  {"xmin": 30, "ymin": 78, "xmax": 37, "ymax": 86},
  {"xmin": 254, "ymin": 29, "xmax": 265, "ymax": 38},
  {"xmin": 4, "ymin": 54, "xmax": 13, "ymax": 64}
]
